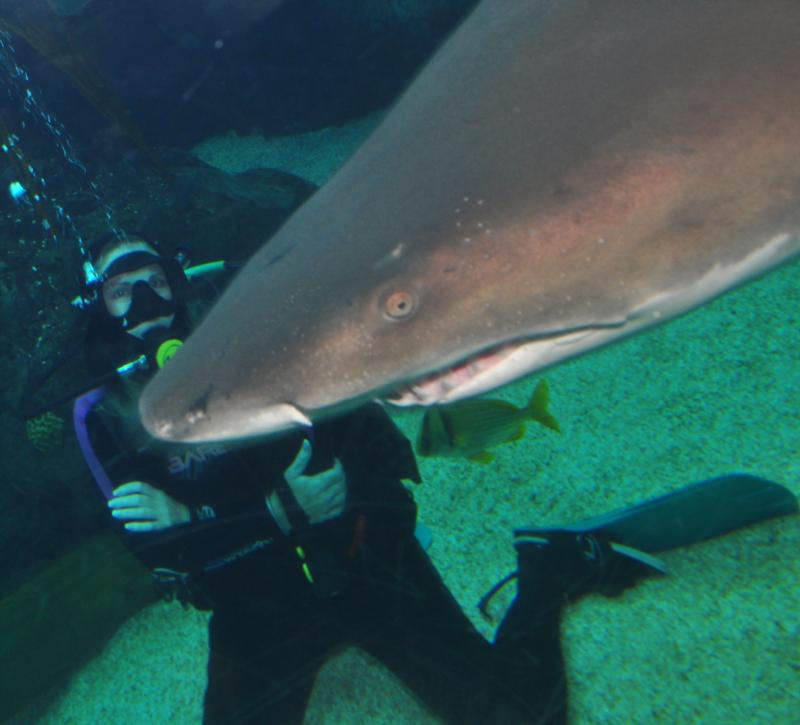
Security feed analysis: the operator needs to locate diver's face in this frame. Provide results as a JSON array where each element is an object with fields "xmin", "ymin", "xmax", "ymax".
[{"xmin": 102, "ymin": 263, "xmax": 174, "ymax": 339}]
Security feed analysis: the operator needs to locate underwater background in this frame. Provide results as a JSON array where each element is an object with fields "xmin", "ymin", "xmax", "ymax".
[{"xmin": 0, "ymin": 1, "xmax": 797, "ymax": 723}]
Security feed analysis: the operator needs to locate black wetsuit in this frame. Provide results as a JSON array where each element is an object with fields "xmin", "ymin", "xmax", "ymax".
[{"xmin": 87, "ymin": 399, "xmax": 565, "ymax": 725}]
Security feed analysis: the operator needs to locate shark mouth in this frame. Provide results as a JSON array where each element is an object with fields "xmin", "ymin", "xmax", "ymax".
[
  {"xmin": 385, "ymin": 342, "xmax": 520, "ymax": 406},
  {"xmin": 383, "ymin": 322, "xmax": 632, "ymax": 408},
  {"xmin": 385, "ymin": 232, "xmax": 800, "ymax": 408}
]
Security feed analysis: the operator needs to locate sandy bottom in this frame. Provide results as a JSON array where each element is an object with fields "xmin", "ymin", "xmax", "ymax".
[{"xmin": 40, "ymin": 117, "xmax": 800, "ymax": 724}]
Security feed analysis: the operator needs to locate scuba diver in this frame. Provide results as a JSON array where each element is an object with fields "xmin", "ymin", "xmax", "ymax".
[{"xmin": 72, "ymin": 232, "xmax": 798, "ymax": 725}]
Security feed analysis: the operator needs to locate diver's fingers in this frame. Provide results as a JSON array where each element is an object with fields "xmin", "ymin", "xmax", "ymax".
[
  {"xmin": 108, "ymin": 493, "xmax": 151, "ymax": 510},
  {"xmin": 322, "ymin": 485, "xmax": 346, "ymax": 519},
  {"xmin": 329, "ymin": 460, "xmax": 347, "ymax": 494},
  {"xmin": 285, "ymin": 439, "xmax": 312, "ymax": 479},
  {"xmin": 328, "ymin": 486, "xmax": 346, "ymax": 515},
  {"xmin": 112, "ymin": 481, "xmax": 152, "ymax": 497},
  {"xmin": 123, "ymin": 520, "xmax": 161, "ymax": 533},
  {"xmin": 309, "ymin": 459, "xmax": 346, "ymax": 490},
  {"xmin": 322, "ymin": 460, "xmax": 346, "ymax": 515},
  {"xmin": 110, "ymin": 506, "xmax": 154, "ymax": 522}
]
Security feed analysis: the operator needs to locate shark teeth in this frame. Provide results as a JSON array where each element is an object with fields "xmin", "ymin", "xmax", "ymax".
[{"xmin": 385, "ymin": 343, "xmax": 515, "ymax": 406}]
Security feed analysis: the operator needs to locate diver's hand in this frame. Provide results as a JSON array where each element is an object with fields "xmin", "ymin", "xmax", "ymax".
[
  {"xmin": 267, "ymin": 439, "xmax": 347, "ymax": 534},
  {"xmin": 108, "ymin": 481, "xmax": 191, "ymax": 532}
]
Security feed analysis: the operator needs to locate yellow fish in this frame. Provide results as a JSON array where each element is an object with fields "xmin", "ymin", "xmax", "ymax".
[{"xmin": 416, "ymin": 380, "xmax": 560, "ymax": 464}]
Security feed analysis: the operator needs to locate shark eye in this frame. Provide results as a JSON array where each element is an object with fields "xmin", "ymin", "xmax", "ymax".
[{"xmin": 383, "ymin": 289, "xmax": 417, "ymax": 320}]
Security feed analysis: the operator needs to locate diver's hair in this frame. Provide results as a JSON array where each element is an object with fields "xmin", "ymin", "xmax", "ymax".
[
  {"xmin": 88, "ymin": 230, "xmax": 157, "ymax": 269},
  {"xmin": 88, "ymin": 230, "xmax": 124, "ymax": 261}
]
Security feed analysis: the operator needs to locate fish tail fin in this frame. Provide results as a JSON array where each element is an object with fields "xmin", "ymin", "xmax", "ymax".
[{"xmin": 528, "ymin": 380, "xmax": 561, "ymax": 432}]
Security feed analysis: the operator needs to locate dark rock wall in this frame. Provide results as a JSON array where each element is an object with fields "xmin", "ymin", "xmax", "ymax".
[{"xmin": 9, "ymin": 0, "xmax": 477, "ymax": 153}]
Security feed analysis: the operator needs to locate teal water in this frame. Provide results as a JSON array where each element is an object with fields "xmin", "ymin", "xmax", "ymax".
[
  {"xmin": 9, "ymin": 3, "xmax": 796, "ymax": 722},
  {"xmin": 38, "ymin": 121, "xmax": 800, "ymax": 723},
  {"xmin": 404, "ymin": 257, "xmax": 800, "ymax": 723}
]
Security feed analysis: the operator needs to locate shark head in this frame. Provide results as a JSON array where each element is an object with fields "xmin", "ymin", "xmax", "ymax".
[{"xmin": 140, "ymin": 0, "xmax": 800, "ymax": 443}]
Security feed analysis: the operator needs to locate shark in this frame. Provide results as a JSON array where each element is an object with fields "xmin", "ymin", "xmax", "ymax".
[{"xmin": 140, "ymin": 0, "xmax": 800, "ymax": 443}]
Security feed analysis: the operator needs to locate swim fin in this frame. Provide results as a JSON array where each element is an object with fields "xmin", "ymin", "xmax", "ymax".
[
  {"xmin": 514, "ymin": 473, "xmax": 798, "ymax": 554},
  {"xmin": 481, "ymin": 474, "xmax": 798, "ymax": 619}
]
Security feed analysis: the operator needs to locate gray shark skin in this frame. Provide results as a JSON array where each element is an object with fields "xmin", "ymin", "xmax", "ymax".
[{"xmin": 140, "ymin": 0, "xmax": 800, "ymax": 443}]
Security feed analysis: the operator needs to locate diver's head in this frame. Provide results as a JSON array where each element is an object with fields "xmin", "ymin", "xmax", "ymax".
[
  {"xmin": 93, "ymin": 236, "xmax": 178, "ymax": 338},
  {"xmin": 82, "ymin": 233, "xmax": 189, "ymax": 379}
]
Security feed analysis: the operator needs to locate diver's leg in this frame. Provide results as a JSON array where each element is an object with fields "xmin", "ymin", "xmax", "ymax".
[
  {"xmin": 203, "ymin": 601, "xmax": 340, "ymax": 725},
  {"xmin": 356, "ymin": 539, "xmax": 551, "ymax": 724},
  {"xmin": 490, "ymin": 537, "xmax": 577, "ymax": 725},
  {"xmin": 492, "ymin": 531, "xmax": 666, "ymax": 724}
]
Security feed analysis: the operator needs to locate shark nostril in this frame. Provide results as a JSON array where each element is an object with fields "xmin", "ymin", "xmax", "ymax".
[
  {"xmin": 184, "ymin": 387, "xmax": 213, "ymax": 428},
  {"xmin": 152, "ymin": 418, "xmax": 173, "ymax": 438},
  {"xmin": 186, "ymin": 407, "xmax": 207, "ymax": 426}
]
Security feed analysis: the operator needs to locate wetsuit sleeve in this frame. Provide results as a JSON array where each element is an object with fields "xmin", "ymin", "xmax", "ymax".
[
  {"xmin": 167, "ymin": 464, "xmax": 270, "ymax": 525},
  {"xmin": 348, "ymin": 403, "xmax": 422, "ymax": 484},
  {"xmin": 83, "ymin": 410, "xmax": 286, "ymax": 577},
  {"xmin": 153, "ymin": 451, "xmax": 292, "ymax": 577},
  {"xmin": 85, "ymin": 409, "xmax": 158, "ymax": 486},
  {"xmin": 335, "ymin": 403, "xmax": 421, "ymax": 543}
]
